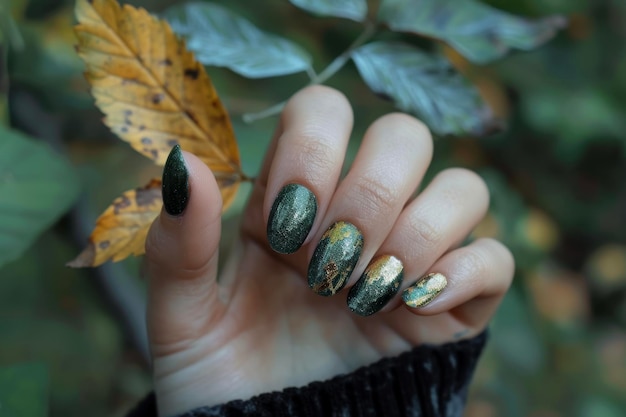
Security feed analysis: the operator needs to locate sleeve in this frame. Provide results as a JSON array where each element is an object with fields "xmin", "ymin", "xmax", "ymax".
[{"xmin": 126, "ymin": 331, "xmax": 487, "ymax": 417}]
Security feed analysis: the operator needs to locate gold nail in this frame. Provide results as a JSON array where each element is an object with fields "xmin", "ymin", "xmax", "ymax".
[
  {"xmin": 347, "ymin": 255, "xmax": 404, "ymax": 316},
  {"xmin": 402, "ymin": 272, "xmax": 447, "ymax": 308}
]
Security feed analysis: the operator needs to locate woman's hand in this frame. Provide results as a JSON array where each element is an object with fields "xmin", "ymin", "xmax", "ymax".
[{"xmin": 143, "ymin": 86, "xmax": 514, "ymax": 416}]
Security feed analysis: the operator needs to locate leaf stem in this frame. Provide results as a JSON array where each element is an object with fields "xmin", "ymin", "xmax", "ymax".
[
  {"xmin": 315, "ymin": 22, "xmax": 376, "ymax": 85},
  {"xmin": 305, "ymin": 65, "xmax": 317, "ymax": 81},
  {"xmin": 243, "ymin": 22, "xmax": 377, "ymax": 123},
  {"xmin": 243, "ymin": 101, "xmax": 286, "ymax": 123}
]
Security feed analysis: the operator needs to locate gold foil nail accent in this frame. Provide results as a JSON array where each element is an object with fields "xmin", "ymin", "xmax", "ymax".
[
  {"xmin": 347, "ymin": 255, "xmax": 404, "ymax": 316},
  {"xmin": 402, "ymin": 272, "xmax": 447, "ymax": 308}
]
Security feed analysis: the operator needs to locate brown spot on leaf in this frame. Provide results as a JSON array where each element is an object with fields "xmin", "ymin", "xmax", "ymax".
[
  {"xmin": 167, "ymin": 139, "xmax": 177, "ymax": 147},
  {"xmin": 160, "ymin": 58, "xmax": 173, "ymax": 66},
  {"xmin": 141, "ymin": 137, "xmax": 152, "ymax": 145},
  {"xmin": 184, "ymin": 68, "xmax": 199, "ymax": 80},
  {"xmin": 139, "ymin": 125, "xmax": 146, "ymax": 131},
  {"xmin": 99, "ymin": 240, "xmax": 110, "ymax": 249},
  {"xmin": 151, "ymin": 93, "xmax": 165, "ymax": 104},
  {"xmin": 113, "ymin": 195, "xmax": 131, "ymax": 214},
  {"xmin": 136, "ymin": 187, "xmax": 160, "ymax": 207}
]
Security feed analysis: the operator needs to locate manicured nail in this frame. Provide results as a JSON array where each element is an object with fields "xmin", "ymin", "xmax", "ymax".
[
  {"xmin": 347, "ymin": 255, "xmax": 404, "ymax": 316},
  {"xmin": 267, "ymin": 184, "xmax": 317, "ymax": 254},
  {"xmin": 162, "ymin": 144, "xmax": 189, "ymax": 216},
  {"xmin": 308, "ymin": 221, "xmax": 363, "ymax": 296},
  {"xmin": 402, "ymin": 273, "xmax": 448, "ymax": 308}
]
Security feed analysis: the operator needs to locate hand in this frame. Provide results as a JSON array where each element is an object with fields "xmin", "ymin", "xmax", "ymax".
[{"xmin": 144, "ymin": 86, "xmax": 514, "ymax": 416}]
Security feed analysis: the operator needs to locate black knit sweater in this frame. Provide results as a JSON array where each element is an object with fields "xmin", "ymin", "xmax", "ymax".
[{"xmin": 127, "ymin": 331, "xmax": 487, "ymax": 417}]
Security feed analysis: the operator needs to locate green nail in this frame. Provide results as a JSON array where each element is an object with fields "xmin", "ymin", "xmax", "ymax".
[
  {"xmin": 308, "ymin": 221, "xmax": 363, "ymax": 296},
  {"xmin": 347, "ymin": 255, "xmax": 404, "ymax": 316},
  {"xmin": 162, "ymin": 144, "xmax": 189, "ymax": 216},
  {"xmin": 402, "ymin": 273, "xmax": 448, "ymax": 308},
  {"xmin": 267, "ymin": 184, "xmax": 317, "ymax": 254}
]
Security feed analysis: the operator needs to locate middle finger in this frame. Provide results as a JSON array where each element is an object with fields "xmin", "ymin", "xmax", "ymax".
[{"xmin": 307, "ymin": 113, "xmax": 433, "ymax": 296}]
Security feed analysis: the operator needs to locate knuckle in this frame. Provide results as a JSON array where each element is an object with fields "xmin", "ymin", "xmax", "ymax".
[
  {"xmin": 481, "ymin": 238, "xmax": 516, "ymax": 282},
  {"xmin": 293, "ymin": 135, "xmax": 338, "ymax": 179},
  {"xmin": 351, "ymin": 175, "xmax": 399, "ymax": 216},
  {"xmin": 457, "ymin": 246, "xmax": 489, "ymax": 281},
  {"xmin": 406, "ymin": 215, "xmax": 443, "ymax": 251},
  {"xmin": 462, "ymin": 238, "xmax": 515, "ymax": 295}
]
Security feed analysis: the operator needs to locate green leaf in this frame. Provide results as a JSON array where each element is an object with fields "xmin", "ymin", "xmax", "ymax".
[
  {"xmin": 164, "ymin": 2, "xmax": 312, "ymax": 78},
  {"xmin": 0, "ymin": 362, "xmax": 48, "ymax": 417},
  {"xmin": 289, "ymin": 0, "xmax": 367, "ymax": 22},
  {"xmin": 351, "ymin": 41, "xmax": 497, "ymax": 136},
  {"xmin": 378, "ymin": 0, "xmax": 566, "ymax": 64},
  {"xmin": 0, "ymin": 127, "xmax": 79, "ymax": 267}
]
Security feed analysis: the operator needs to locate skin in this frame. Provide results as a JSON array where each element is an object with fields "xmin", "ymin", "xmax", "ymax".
[{"xmin": 143, "ymin": 86, "xmax": 515, "ymax": 417}]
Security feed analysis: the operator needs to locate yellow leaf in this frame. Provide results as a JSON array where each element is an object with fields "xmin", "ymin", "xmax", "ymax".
[
  {"xmin": 71, "ymin": 0, "xmax": 247, "ymax": 266},
  {"xmin": 74, "ymin": 0, "xmax": 242, "ymax": 208},
  {"xmin": 68, "ymin": 179, "xmax": 162, "ymax": 267}
]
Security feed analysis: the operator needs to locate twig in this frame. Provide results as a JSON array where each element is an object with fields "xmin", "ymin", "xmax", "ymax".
[{"xmin": 242, "ymin": 22, "xmax": 377, "ymax": 123}]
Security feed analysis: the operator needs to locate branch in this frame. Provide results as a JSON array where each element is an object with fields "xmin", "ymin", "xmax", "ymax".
[{"xmin": 243, "ymin": 23, "xmax": 377, "ymax": 123}]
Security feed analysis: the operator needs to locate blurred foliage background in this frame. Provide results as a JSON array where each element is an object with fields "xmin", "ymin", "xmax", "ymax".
[{"xmin": 1, "ymin": 0, "xmax": 626, "ymax": 416}]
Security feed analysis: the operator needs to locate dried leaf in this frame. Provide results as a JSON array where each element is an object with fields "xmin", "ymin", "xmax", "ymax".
[
  {"xmin": 289, "ymin": 0, "xmax": 368, "ymax": 22},
  {"xmin": 74, "ymin": 0, "xmax": 242, "ymax": 208},
  {"xmin": 68, "ymin": 180, "xmax": 162, "ymax": 267},
  {"xmin": 72, "ymin": 0, "xmax": 246, "ymax": 266},
  {"xmin": 352, "ymin": 41, "xmax": 498, "ymax": 136},
  {"xmin": 164, "ymin": 2, "xmax": 312, "ymax": 78},
  {"xmin": 378, "ymin": 0, "xmax": 566, "ymax": 64}
]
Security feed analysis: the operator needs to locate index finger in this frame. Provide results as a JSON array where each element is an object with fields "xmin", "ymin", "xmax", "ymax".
[{"xmin": 261, "ymin": 86, "xmax": 354, "ymax": 254}]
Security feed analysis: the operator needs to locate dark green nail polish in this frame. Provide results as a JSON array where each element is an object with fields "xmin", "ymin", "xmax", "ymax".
[
  {"xmin": 402, "ymin": 273, "xmax": 448, "ymax": 308},
  {"xmin": 347, "ymin": 255, "xmax": 404, "ymax": 316},
  {"xmin": 267, "ymin": 184, "xmax": 317, "ymax": 254},
  {"xmin": 162, "ymin": 144, "xmax": 189, "ymax": 216},
  {"xmin": 308, "ymin": 221, "xmax": 363, "ymax": 296}
]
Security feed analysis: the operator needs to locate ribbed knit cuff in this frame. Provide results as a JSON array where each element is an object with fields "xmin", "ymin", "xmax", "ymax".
[{"xmin": 128, "ymin": 331, "xmax": 487, "ymax": 417}]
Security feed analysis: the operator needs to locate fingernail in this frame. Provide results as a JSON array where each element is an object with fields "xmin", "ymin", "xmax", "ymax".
[
  {"xmin": 402, "ymin": 273, "xmax": 448, "ymax": 308},
  {"xmin": 267, "ymin": 184, "xmax": 317, "ymax": 254},
  {"xmin": 308, "ymin": 221, "xmax": 363, "ymax": 296},
  {"xmin": 347, "ymin": 255, "xmax": 404, "ymax": 316},
  {"xmin": 162, "ymin": 144, "xmax": 189, "ymax": 216}
]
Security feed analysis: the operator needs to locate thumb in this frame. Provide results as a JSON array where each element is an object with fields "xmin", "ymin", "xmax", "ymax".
[{"xmin": 144, "ymin": 145, "xmax": 224, "ymax": 353}]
